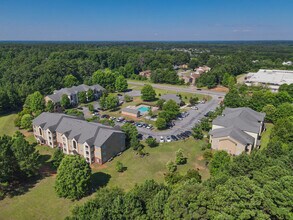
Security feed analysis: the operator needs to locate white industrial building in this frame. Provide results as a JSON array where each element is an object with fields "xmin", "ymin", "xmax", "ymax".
[{"xmin": 244, "ymin": 69, "xmax": 293, "ymax": 92}]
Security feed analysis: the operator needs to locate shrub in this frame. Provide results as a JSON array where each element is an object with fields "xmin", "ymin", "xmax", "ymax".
[
  {"xmin": 166, "ymin": 161, "xmax": 177, "ymax": 173},
  {"xmin": 145, "ymin": 138, "xmax": 158, "ymax": 147},
  {"xmin": 115, "ymin": 161, "xmax": 124, "ymax": 172},
  {"xmin": 175, "ymin": 149, "xmax": 187, "ymax": 165}
]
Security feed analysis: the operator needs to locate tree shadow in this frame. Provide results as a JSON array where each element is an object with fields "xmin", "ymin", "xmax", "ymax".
[
  {"xmin": 6, "ymin": 154, "xmax": 55, "ymax": 198},
  {"xmin": 91, "ymin": 172, "xmax": 111, "ymax": 191}
]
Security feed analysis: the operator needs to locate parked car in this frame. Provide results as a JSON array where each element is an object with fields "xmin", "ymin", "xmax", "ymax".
[
  {"xmin": 185, "ymin": 131, "xmax": 192, "ymax": 136},
  {"xmin": 176, "ymin": 134, "xmax": 182, "ymax": 139},
  {"xmin": 116, "ymin": 117, "xmax": 125, "ymax": 122},
  {"xmin": 160, "ymin": 136, "xmax": 165, "ymax": 143},
  {"xmin": 137, "ymin": 134, "xmax": 143, "ymax": 140},
  {"xmin": 171, "ymin": 135, "xmax": 178, "ymax": 141},
  {"xmin": 101, "ymin": 114, "xmax": 110, "ymax": 119},
  {"xmin": 197, "ymin": 88, "xmax": 202, "ymax": 91},
  {"xmin": 77, "ymin": 107, "xmax": 83, "ymax": 110},
  {"xmin": 166, "ymin": 136, "xmax": 172, "ymax": 142},
  {"xmin": 147, "ymin": 135, "xmax": 153, "ymax": 139},
  {"xmin": 191, "ymin": 106, "xmax": 198, "ymax": 110}
]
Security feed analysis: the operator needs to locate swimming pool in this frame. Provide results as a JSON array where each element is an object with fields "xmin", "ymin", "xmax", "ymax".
[{"xmin": 137, "ymin": 106, "xmax": 150, "ymax": 114}]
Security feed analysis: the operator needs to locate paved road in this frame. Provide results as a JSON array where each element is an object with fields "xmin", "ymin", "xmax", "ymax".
[{"xmin": 124, "ymin": 82, "xmax": 226, "ymax": 140}]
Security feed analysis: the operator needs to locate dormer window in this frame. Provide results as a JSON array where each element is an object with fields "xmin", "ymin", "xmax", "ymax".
[{"xmin": 72, "ymin": 140, "xmax": 77, "ymax": 150}]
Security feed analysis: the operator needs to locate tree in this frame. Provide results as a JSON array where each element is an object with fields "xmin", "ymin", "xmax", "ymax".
[
  {"xmin": 46, "ymin": 100, "xmax": 55, "ymax": 112},
  {"xmin": 121, "ymin": 123, "xmax": 139, "ymax": 148},
  {"xmin": 99, "ymin": 94, "xmax": 119, "ymax": 110},
  {"xmin": 115, "ymin": 161, "xmax": 124, "ymax": 172},
  {"xmin": 262, "ymin": 104, "xmax": 276, "ymax": 122},
  {"xmin": 141, "ymin": 84, "xmax": 156, "ymax": 101},
  {"xmin": 77, "ymin": 91, "xmax": 87, "ymax": 103},
  {"xmin": 87, "ymin": 89, "xmax": 94, "ymax": 102},
  {"xmin": 88, "ymin": 103, "xmax": 94, "ymax": 112},
  {"xmin": 145, "ymin": 137, "xmax": 158, "ymax": 147},
  {"xmin": 175, "ymin": 149, "xmax": 187, "ymax": 165},
  {"xmin": 147, "ymin": 189, "xmax": 170, "ymax": 220},
  {"xmin": 273, "ymin": 103, "xmax": 293, "ymax": 123},
  {"xmin": 63, "ymin": 74, "xmax": 79, "ymax": 87},
  {"xmin": 11, "ymin": 132, "xmax": 40, "ymax": 177},
  {"xmin": 124, "ymin": 94, "xmax": 133, "ymax": 102},
  {"xmin": 0, "ymin": 135, "xmax": 21, "ymax": 191},
  {"xmin": 115, "ymin": 75, "xmax": 128, "ymax": 92},
  {"xmin": 51, "ymin": 149, "xmax": 64, "ymax": 169},
  {"xmin": 192, "ymin": 126, "xmax": 204, "ymax": 140},
  {"xmin": 166, "ymin": 161, "xmax": 177, "ymax": 173},
  {"xmin": 210, "ymin": 151, "xmax": 230, "ymax": 176},
  {"xmin": 60, "ymin": 94, "xmax": 71, "ymax": 109},
  {"xmin": 156, "ymin": 99, "xmax": 165, "ymax": 110},
  {"xmin": 55, "ymin": 155, "xmax": 91, "ymax": 200},
  {"xmin": 184, "ymin": 169, "xmax": 202, "ymax": 183},
  {"xmin": 20, "ymin": 114, "xmax": 33, "ymax": 130},
  {"xmin": 162, "ymin": 99, "xmax": 180, "ymax": 121},
  {"xmin": 24, "ymin": 91, "xmax": 45, "ymax": 113},
  {"xmin": 92, "ymin": 69, "xmax": 116, "ymax": 92},
  {"xmin": 224, "ymin": 87, "xmax": 244, "ymax": 108},
  {"xmin": 189, "ymin": 96, "xmax": 199, "ymax": 106},
  {"xmin": 156, "ymin": 117, "xmax": 167, "ymax": 130}
]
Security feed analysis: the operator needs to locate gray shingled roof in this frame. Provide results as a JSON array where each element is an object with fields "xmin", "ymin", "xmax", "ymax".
[
  {"xmin": 160, "ymin": 94, "xmax": 181, "ymax": 104},
  {"xmin": 209, "ymin": 126, "xmax": 255, "ymax": 145},
  {"xmin": 213, "ymin": 107, "xmax": 265, "ymax": 133},
  {"xmin": 47, "ymin": 84, "xmax": 105, "ymax": 103},
  {"xmin": 122, "ymin": 108, "xmax": 140, "ymax": 114},
  {"xmin": 33, "ymin": 112, "xmax": 123, "ymax": 147}
]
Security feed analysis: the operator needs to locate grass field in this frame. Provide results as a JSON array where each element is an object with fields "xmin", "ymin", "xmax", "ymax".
[
  {"xmin": 0, "ymin": 136, "xmax": 209, "ymax": 220},
  {"xmin": 0, "ymin": 113, "xmax": 18, "ymax": 136},
  {"xmin": 260, "ymin": 123, "xmax": 274, "ymax": 150}
]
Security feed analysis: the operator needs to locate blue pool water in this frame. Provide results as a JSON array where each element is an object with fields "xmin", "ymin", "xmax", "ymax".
[{"xmin": 138, "ymin": 106, "xmax": 150, "ymax": 113}]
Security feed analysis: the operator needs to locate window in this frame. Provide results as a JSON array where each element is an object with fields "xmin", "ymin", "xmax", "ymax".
[
  {"xmin": 73, "ymin": 140, "xmax": 77, "ymax": 150},
  {"xmin": 39, "ymin": 128, "xmax": 42, "ymax": 136}
]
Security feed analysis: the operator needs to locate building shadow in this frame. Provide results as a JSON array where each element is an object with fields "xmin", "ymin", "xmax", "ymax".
[{"xmin": 91, "ymin": 172, "xmax": 111, "ymax": 191}]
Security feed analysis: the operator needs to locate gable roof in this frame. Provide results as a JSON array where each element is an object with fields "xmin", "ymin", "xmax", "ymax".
[
  {"xmin": 213, "ymin": 107, "xmax": 265, "ymax": 133},
  {"xmin": 209, "ymin": 126, "xmax": 255, "ymax": 145},
  {"xmin": 47, "ymin": 84, "xmax": 105, "ymax": 103},
  {"xmin": 33, "ymin": 112, "xmax": 123, "ymax": 147},
  {"xmin": 160, "ymin": 94, "xmax": 181, "ymax": 104},
  {"xmin": 122, "ymin": 107, "xmax": 140, "ymax": 114}
]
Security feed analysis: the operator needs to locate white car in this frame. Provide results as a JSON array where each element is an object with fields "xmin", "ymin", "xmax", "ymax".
[
  {"xmin": 166, "ymin": 136, "xmax": 172, "ymax": 142},
  {"xmin": 160, "ymin": 136, "xmax": 165, "ymax": 143},
  {"xmin": 191, "ymin": 106, "xmax": 198, "ymax": 110}
]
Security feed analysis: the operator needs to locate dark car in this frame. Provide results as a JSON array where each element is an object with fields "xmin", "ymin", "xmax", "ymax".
[
  {"xmin": 77, "ymin": 107, "xmax": 83, "ymax": 110},
  {"xmin": 176, "ymin": 134, "xmax": 182, "ymax": 139},
  {"xmin": 184, "ymin": 131, "xmax": 192, "ymax": 137},
  {"xmin": 101, "ymin": 114, "xmax": 110, "ymax": 119},
  {"xmin": 171, "ymin": 135, "xmax": 178, "ymax": 141},
  {"xmin": 137, "ymin": 133, "xmax": 143, "ymax": 140},
  {"xmin": 147, "ymin": 135, "xmax": 153, "ymax": 139}
]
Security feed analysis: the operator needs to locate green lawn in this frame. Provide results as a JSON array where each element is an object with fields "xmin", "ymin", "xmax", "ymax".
[
  {"xmin": 260, "ymin": 123, "xmax": 274, "ymax": 150},
  {"xmin": 0, "ymin": 113, "xmax": 18, "ymax": 136},
  {"xmin": 92, "ymin": 138, "xmax": 210, "ymax": 190},
  {"xmin": 0, "ymin": 137, "xmax": 209, "ymax": 220}
]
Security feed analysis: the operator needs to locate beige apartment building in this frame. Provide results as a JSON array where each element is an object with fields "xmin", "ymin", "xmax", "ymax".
[
  {"xmin": 32, "ymin": 112, "xmax": 125, "ymax": 164},
  {"xmin": 209, "ymin": 107, "xmax": 265, "ymax": 155}
]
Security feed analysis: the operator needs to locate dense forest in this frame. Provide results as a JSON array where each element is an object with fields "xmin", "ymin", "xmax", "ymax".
[{"xmin": 1, "ymin": 41, "xmax": 293, "ymax": 113}]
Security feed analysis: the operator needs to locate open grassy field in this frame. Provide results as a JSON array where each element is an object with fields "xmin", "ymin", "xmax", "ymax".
[
  {"xmin": 0, "ymin": 113, "xmax": 18, "ymax": 136},
  {"xmin": 0, "ymin": 135, "xmax": 209, "ymax": 220},
  {"xmin": 260, "ymin": 123, "xmax": 274, "ymax": 150}
]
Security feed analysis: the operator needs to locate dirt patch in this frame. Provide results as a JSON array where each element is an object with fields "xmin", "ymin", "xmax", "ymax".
[
  {"xmin": 210, "ymin": 86, "xmax": 229, "ymax": 93},
  {"xmin": 197, "ymin": 155, "xmax": 204, "ymax": 161},
  {"xmin": 92, "ymin": 164, "xmax": 108, "ymax": 170},
  {"xmin": 20, "ymin": 129, "xmax": 32, "ymax": 137},
  {"xmin": 194, "ymin": 163, "xmax": 206, "ymax": 171}
]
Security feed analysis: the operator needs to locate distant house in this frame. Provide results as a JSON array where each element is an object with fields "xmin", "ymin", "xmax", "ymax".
[
  {"xmin": 139, "ymin": 70, "xmax": 152, "ymax": 79},
  {"xmin": 32, "ymin": 112, "xmax": 125, "ymax": 164},
  {"xmin": 160, "ymin": 94, "xmax": 182, "ymax": 105},
  {"xmin": 178, "ymin": 66, "xmax": 211, "ymax": 85},
  {"xmin": 121, "ymin": 108, "xmax": 140, "ymax": 118},
  {"xmin": 282, "ymin": 61, "xmax": 293, "ymax": 66},
  {"xmin": 209, "ymin": 107, "xmax": 265, "ymax": 155},
  {"xmin": 45, "ymin": 84, "xmax": 105, "ymax": 106}
]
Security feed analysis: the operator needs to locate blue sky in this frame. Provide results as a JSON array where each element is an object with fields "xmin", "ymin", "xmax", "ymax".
[{"xmin": 0, "ymin": 0, "xmax": 293, "ymax": 41}]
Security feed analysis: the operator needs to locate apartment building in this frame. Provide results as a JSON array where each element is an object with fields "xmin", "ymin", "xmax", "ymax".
[
  {"xmin": 32, "ymin": 112, "xmax": 125, "ymax": 164},
  {"xmin": 45, "ymin": 84, "xmax": 105, "ymax": 105},
  {"xmin": 209, "ymin": 107, "xmax": 265, "ymax": 155}
]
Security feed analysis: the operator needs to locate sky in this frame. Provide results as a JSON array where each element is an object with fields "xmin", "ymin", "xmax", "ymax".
[{"xmin": 0, "ymin": 0, "xmax": 293, "ymax": 41}]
